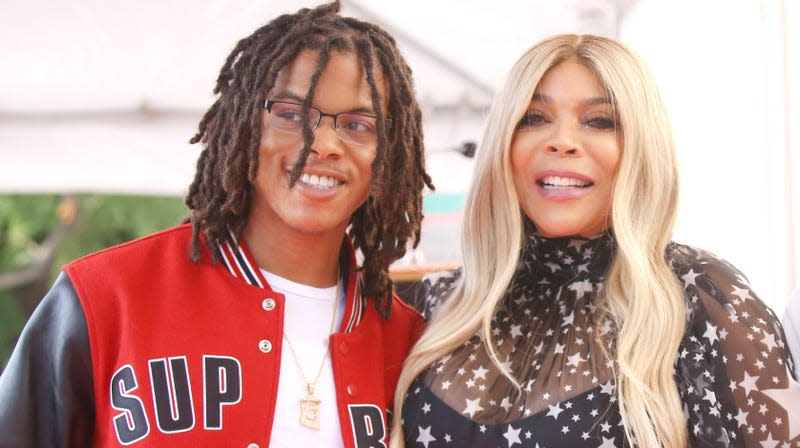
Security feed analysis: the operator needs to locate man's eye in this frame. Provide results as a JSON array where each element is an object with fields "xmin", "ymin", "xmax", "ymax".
[
  {"xmin": 277, "ymin": 111, "xmax": 302, "ymax": 121},
  {"xmin": 340, "ymin": 117, "xmax": 376, "ymax": 133},
  {"xmin": 271, "ymin": 103, "xmax": 304, "ymax": 122},
  {"xmin": 516, "ymin": 112, "xmax": 546, "ymax": 130}
]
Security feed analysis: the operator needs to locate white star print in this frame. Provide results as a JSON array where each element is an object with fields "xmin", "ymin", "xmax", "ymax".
[
  {"xmin": 598, "ymin": 436, "xmax": 616, "ymax": 448},
  {"xmin": 547, "ymin": 403, "xmax": 563, "ymax": 420},
  {"xmin": 569, "ymin": 280, "xmax": 593, "ymax": 299},
  {"xmin": 509, "ymin": 324, "xmax": 523, "ymax": 339},
  {"xmin": 600, "ymin": 380, "xmax": 615, "ymax": 395},
  {"xmin": 463, "ymin": 398, "xmax": 484, "ymax": 418},
  {"xmin": 568, "ymin": 238, "xmax": 588, "ymax": 250},
  {"xmin": 740, "ymin": 372, "xmax": 760, "ymax": 396},
  {"xmin": 681, "ymin": 269, "xmax": 700, "ymax": 286},
  {"xmin": 545, "ymin": 261, "xmax": 561, "ymax": 272},
  {"xmin": 416, "ymin": 426, "xmax": 436, "ymax": 448},
  {"xmin": 422, "ymin": 402, "xmax": 431, "ymax": 414},
  {"xmin": 566, "ymin": 352, "xmax": 585, "ymax": 367},
  {"xmin": 703, "ymin": 321, "xmax": 719, "ymax": 345},
  {"xmin": 503, "ymin": 425, "xmax": 522, "ymax": 446},
  {"xmin": 730, "ymin": 285, "xmax": 752, "ymax": 301},
  {"xmin": 472, "ymin": 366, "xmax": 489, "ymax": 380},
  {"xmin": 758, "ymin": 432, "xmax": 779, "ymax": 448},
  {"xmin": 760, "ymin": 332, "xmax": 778, "ymax": 352},
  {"xmin": 702, "ymin": 389, "xmax": 717, "ymax": 406},
  {"xmin": 500, "ymin": 397, "xmax": 513, "ymax": 412},
  {"xmin": 761, "ymin": 366, "xmax": 800, "ymax": 439}
]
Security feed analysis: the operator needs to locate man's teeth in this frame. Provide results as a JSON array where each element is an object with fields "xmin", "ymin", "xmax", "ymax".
[
  {"xmin": 300, "ymin": 173, "xmax": 342, "ymax": 189},
  {"xmin": 540, "ymin": 176, "xmax": 590, "ymax": 188}
]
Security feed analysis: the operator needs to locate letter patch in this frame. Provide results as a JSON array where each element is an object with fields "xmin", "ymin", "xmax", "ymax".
[
  {"xmin": 110, "ymin": 364, "xmax": 150, "ymax": 445},
  {"xmin": 348, "ymin": 404, "xmax": 387, "ymax": 448},
  {"xmin": 203, "ymin": 355, "xmax": 242, "ymax": 429},
  {"xmin": 149, "ymin": 356, "xmax": 196, "ymax": 433}
]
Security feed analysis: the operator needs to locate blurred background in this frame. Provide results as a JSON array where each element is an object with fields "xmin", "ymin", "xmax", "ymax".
[{"xmin": 1, "ymin": 0, "xmax": 798, "ymax": 368}]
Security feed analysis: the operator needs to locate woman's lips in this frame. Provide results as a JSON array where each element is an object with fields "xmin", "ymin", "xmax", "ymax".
[{"xmin": 535, "ymin": 172, "xmax": 594, "ymax": 201}]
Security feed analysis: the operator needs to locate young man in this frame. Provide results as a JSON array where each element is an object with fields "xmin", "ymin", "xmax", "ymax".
[{"xmin": 0, "ymin": 2, "xmax": 433, "ymax": 447}]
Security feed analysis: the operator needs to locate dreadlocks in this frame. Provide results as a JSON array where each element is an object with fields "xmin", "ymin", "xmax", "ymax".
[{"xmin": 185, "ymin": 1, "xmax": 433, "ymax": 318}]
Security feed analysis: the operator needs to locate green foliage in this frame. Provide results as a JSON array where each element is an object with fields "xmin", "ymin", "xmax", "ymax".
[
  {"xmin": 0, "ymin": 194, "xmax": 188, "ymax": 369},
  {"xmin": 0, "ymin": 291, "xmax": 26, "ymax": 369},
  {"xmin": 53, "ymin": 195, "xmax": 189, "ymax": 271},
  {"xmin": 0, "ymin": 195, "xmax": 62, "ymax": 272}
]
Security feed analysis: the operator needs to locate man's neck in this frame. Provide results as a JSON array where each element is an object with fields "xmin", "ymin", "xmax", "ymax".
[{"xmin": 241, "ymin": 221, "xmax": 344, "ymax": 288}]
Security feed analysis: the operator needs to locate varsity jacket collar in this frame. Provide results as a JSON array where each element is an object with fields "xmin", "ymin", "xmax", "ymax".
[{"xmin": 214, "ymin": 232, "xmax": 367, "ymax": 333}]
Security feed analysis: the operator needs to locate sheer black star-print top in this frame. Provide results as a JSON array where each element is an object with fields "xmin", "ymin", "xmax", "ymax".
[{"xmin": 402, "ymin": 232, "xmax": 799, "ymax": 447}]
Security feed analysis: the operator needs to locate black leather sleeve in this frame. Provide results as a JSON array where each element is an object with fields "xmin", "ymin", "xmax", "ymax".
[{"xmin": 0, "ymin": 272, "xmax": 95, "ymax": 447}]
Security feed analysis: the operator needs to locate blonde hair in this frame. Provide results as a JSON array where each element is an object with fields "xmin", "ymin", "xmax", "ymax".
[{"xmin": 391, "ymin": 34, "xmax": 687, "ymax": 448}]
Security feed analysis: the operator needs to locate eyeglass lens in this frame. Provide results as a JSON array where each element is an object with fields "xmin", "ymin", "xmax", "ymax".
[{"xmin": 266, "ymin": 101, "xmax": 380, "ymax": 146}]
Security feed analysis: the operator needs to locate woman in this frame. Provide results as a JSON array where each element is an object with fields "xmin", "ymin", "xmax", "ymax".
[{"xmin": 392, "ymin": 34, "xmax": 797, "ymax": 447}]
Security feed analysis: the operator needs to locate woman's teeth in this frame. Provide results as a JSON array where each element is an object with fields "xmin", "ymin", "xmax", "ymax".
[{"xmin": 539, "ymin": 175, "xmax": 591, "ymax": 188}]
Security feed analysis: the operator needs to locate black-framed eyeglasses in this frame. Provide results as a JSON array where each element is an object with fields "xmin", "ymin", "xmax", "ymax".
[{"xmin": 262, "ymin": 99, "xmax": 390, "ymax": 147}]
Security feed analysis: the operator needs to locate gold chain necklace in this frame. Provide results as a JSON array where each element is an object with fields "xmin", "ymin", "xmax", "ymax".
[{"xmin": 281, "ymin": 268, "xmax": 340, "ymax": 431}]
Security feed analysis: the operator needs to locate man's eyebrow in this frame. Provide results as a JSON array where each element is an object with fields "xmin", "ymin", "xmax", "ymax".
[
  {"xmin": 270, "ymin": 90, "xmax": 377, "ymax": 115},
  {"xmin": 270, "ymin": 91, "xmax": 304, "ymax": 103}
]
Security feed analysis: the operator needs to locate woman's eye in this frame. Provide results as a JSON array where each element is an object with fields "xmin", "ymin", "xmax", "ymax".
[
  {"xmin": 585, "ymin": 116, "xmax": 617, "ymax": 130},
  {"xmin": 516, "ymin": 112, "xmax": 546, "ymax": 130}
]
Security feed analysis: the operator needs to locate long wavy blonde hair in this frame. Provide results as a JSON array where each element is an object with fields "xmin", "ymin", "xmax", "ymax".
[{"xmin": 391, "ymin": 34, "xmax": 687, "ymax": 448}]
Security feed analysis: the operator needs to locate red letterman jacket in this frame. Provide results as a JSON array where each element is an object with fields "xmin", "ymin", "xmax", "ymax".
[{"xmin": 0, "ymin": 224, "xmax": 424, "ymax": 448}]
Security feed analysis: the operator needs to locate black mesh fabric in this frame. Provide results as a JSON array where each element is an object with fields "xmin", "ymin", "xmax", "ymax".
[{"xmin": 402, "ymin": 231, "xmax": 799, "ymax": 447}]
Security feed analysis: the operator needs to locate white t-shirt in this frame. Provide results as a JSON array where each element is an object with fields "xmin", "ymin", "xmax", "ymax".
[{"xmin": 264, "ymin": 270, "xmax": 345, "ymax": 447}]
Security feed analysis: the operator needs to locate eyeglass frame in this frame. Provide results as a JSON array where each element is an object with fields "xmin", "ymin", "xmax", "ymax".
[{"xmin": 261, "ymin": 99, "xmax": 391, "ymax": 146}]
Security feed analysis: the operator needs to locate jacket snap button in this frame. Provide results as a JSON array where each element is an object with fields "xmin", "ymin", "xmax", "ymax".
[
  {"xmin": 258, "ymin": 339, "xmax": 272, "ymax": 353},
  {"xmin": 346, "ymin": 384, "xmax": 358, "ymax": 396},
  {"xmin": 339, "ymin": 342, "xmax": 349, "ymax": 355},
  {"xmin": 247, "ymin": 444, "xmax": 260, "ymax": 448},
  {"xmin": 262, "ymin": 298, "xmax": 276, "ymax": 311}
]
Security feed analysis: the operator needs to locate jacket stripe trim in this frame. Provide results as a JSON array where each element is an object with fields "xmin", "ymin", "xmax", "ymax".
[
  {"xmin": 345, "ymin": 276, "xmax": 366, "ymax": 332},
  {"xmin": 223, "ymin": 233, "xmax": 264, "ymax": 289},
  {"xmin": 344, "ymin": 279, "xmax": 360, "ymax": 333},
  {"xmin": 217, "ymin": 243, "xmax": 237, "ymax": 278},
  {"xmin": 215, "ymin": 236, "xmax": 363, "ymax": 333}
]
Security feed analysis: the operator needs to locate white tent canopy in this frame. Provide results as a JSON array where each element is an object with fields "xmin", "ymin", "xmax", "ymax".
[
  {"xmin": 1, "ymin": 0, "xmax": 798, "ymax": 313},
  {"xmin": 0, "ymin": 0, "xmax": 626, "ymax": 194}
]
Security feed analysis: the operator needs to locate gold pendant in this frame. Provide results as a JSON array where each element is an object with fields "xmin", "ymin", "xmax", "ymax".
[{"xmin": 299, "ymin": 384, "xmax": 321, "ymax": 430}]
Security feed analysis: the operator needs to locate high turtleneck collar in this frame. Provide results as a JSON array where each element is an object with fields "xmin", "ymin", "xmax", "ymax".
[{"xmin": 521, "ymin": 229, "xmax": 615, "ymax": 281}]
